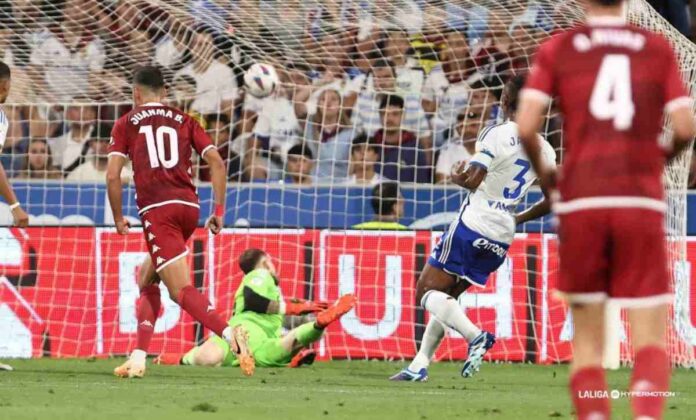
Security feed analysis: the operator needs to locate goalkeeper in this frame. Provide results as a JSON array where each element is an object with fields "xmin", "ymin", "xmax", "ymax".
[{"xmin": 156, "ymin": 248, "xmax": 356, "ymax": 368}]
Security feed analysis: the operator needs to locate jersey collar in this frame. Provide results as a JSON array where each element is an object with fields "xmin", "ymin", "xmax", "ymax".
[
  {"xmin": 587, "ymin": 15, "xmax": 627, "ymax": 26},
  {"xmin": 142, "ymin": 102, "xmax": 164, "ymax": 107}
]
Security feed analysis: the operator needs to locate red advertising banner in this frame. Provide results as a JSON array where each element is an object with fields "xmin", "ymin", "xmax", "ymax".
[{"xmin": 1, "ymin": 228, "xmax": 695, "ymax": 363}]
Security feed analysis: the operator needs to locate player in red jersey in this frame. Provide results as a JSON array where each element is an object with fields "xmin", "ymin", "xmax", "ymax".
[
  {"xmin": 517, "ymin": 1, "xmax": 695, "ymax": 419},
  {"xmin": 106, "ymin": 66, "xmax": 254, "ymax": 378}
]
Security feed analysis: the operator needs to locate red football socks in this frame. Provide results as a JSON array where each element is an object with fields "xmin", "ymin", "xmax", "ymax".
[
  {"xmin": 570, "ymin": 366, "xmax": 610, "ymax": 420},
  {"xmin": 135, "ymin": 284, "xmax": 161, "ymax": 352},
  {"xmin": 178, "ymin": 285, "xmax": 227, "ymax": 337},
  {"xmin": 631, "ymin": 346, "xmax": 670, "ymax": 420}
]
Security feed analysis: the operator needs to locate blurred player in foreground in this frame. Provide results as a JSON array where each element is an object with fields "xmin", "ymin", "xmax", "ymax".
[
  {"xmin": 0, "ymin": 60, "xmax": 29, "ymax": 373},
  {"xmin": 391, "ymin": 75, "xmax": 556, "ymax": 382},
  {"xmin": 107, "ymin": 66, "xmax": 254, "ymax": 378},
  {"xmin": 155, "ymin": 248, "xmax": 357, "ymax": 368},
  {"xmin": 517, "ymin": 0, "xmax": 696, "ymax": 418}
]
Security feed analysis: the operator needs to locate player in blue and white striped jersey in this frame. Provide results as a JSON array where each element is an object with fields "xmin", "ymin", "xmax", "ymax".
[
  {"xmin": 0, "ymin": 60, "xmax": 29, "ymax": 373},
  {"xmin": 391, "ymin": 75, "xmax": 555, "ymax": 382}
]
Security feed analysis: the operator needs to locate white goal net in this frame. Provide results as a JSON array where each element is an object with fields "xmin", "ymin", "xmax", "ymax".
[{"xmin": 0, "ymin": 0, "xmax": 694, "ymax": 367}]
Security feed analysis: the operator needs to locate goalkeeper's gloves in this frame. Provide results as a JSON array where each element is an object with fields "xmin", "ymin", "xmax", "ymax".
[{"xmin": 282, "ymin": 298, "xmax": 329, "ymax": 315}]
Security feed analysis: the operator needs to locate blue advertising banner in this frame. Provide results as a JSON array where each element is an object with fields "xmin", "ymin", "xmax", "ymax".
[{"xmin": 8, "ymin": 181, "xmax": 696, "ymax": 234}]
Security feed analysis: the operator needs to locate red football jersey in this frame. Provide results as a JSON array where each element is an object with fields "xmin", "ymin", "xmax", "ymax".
[
  {"xmin": 108, "ymin": 102, "xmax": 215, "ymax": 214},
  {"xmin": 524, "ymin": 17, "xmax": 691, "ymax": 210}
]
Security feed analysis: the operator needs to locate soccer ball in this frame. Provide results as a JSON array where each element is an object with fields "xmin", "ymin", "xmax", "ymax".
[{"xmin": 244, "ymin": 63, "xmax": 279, "ymax": 98}]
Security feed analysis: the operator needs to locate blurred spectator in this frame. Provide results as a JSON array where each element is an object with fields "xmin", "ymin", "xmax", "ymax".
[
  {"xmin": 305, "ymin": 88, "xmax": 355, "ymax": 181},
  {"xmin": 472, "ymin": 11, "xmax": 514, "ymax": 92},
  {"xmin": 15, "ymin": 138, "xmax": 61, "ymax": 179},
  {"xmin": 198, "ymin": 113, "xmax": 241, "ymax": 182},
  {"xmin": 385, "ymin": 30, "xmax": 426, "ymax": 97},
  {"xmin": 282, "ymin": 144, "xmax": 314, "ymax": 185},
  {"xmin": 468, "ymin": 80, "xmax": 498, "ymax": 124},
  {"xmin": 29, "ymin": 0, "xmax": 105, "ymax": 102},
  {"xmin": 174, "ymin": 26, "xmax": 237, "ymax": 115},
  {"xmin": 435, "ymin": 109, "xmax": 482, "ymax": 184},
  {"xmin": 242, "ymin": 153, "xmax": 271, "ymax": 183},
  {"xmin": 423, "ymin": 29, "xmax": 476, "ymax": 139},
  {"xmin": 648, "ymin": 0, "xmax": 692, "ymax": 38},
  {"xmin": 374, "ymin": 95, "xmax": 430, "ymax": 183},
  {"xmin": 154, "ymin": 20, "xmax": 191, "ymax": 76},
  {"xmin": 240, "ymin": 63, "xmax": 310, "ymax": 138},
  {"xmin": 48, "ymin": 100, "xmax": 96, "ymax": 173},
  {"xmin": 68, "ymin": 123, "xmax": 130, "ymax": 182},
  {"xmin": 354, "ymin": 58, "xmax": 432, "ymax": 152},
  {"xmin": 347, "ymin": 133, "xmax": 382, "ymax": 186},
  {"xmin": 353, "ymin": 181, "xmax": 407, "ymax": 230},
  {"xmin": 170, "ymin": 74, "xmax": 206, "ymax": 127},
  {"xmin": 246, "ymin": 67, "xmax": 307, "ymax": 167}
]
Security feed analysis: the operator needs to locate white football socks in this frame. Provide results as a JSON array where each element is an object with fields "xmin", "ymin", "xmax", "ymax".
[
  {"xmin": 421, "ymin": 290, "xmax": 481, "ymax": 342},
  {"xmin": 408, "ymin": 317, "xmax": 445, "ymax": 371},
  {"xmin": 130, "ymin": 349, "xmax": 147, "ymax": 364}
]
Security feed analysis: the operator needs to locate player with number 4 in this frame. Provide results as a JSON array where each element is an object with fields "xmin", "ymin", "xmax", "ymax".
[{"xmin": 106, "ymin": 66, "xmax": 255, "ymax": 379}]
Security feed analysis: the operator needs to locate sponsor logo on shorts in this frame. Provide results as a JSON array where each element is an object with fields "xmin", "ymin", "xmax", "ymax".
[{"xmin": 472, "ymin": 238, "xmax": 507, "ymax": 258}]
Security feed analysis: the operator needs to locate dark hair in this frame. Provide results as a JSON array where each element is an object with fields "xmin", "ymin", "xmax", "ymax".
[
  {"xmin": 0, "ymin": 60, "xmax": 10, "ymax": 80},
  {"xmin": 133, "ymin": 66, "xmax": 165, "ymax": 90},
  {"xmin": 94, "ymin": 122, "xmax": 114, "ymax": 141},
  {"xmin": 287, "ymin": 143, "xmax": 314, "ymax": 160},
  {"xmin": 351, "ymin": 133, "xmax": 379, "ymax": 155},
  {"xmin": 238, "ymin": 248, "xmax": 266, "ymax": 274},
  {"xmin": 503, "ymin": 74, "xmax": 526, "ymax": 114},
  {"xmin": 372, "ymin": 182, "xmax": 400, "ymax": 216},
  {"xmin": 372, "ymin": 58, "xmax": 394, "ymax": 70},
  {"xmin": 205, "ymin": 113, "xmax": 231, "ymax": 127},
  {"xmin": 379, "ymin": 94, "xmax": 404, "ymax": 111}
]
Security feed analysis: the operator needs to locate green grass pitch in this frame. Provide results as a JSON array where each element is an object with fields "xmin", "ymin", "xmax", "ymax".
[{"xmin": 1, "ymin": 359, "xmax": 694, "ymax": 420}]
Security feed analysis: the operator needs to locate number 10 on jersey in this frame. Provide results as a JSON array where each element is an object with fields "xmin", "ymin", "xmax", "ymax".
[{"xmin": 139, "ymin": 125, "xmax": 179, "ymax": 168}]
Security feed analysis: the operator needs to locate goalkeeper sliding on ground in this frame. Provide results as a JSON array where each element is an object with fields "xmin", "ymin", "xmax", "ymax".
[{"xmin": 155, "ymin": 248, "xmax": 356, "ymax": 368}]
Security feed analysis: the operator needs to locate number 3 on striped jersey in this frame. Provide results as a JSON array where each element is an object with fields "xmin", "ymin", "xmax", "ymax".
[
  {"xmin": 139, "ymin": 125, "xmax": 179, "ymax": 169},
  {"xmin": 589, "ymin": 55, "xmax": 635, "ymax": 131}
]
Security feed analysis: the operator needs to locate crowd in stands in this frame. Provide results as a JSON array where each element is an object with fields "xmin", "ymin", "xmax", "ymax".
[{"xmin": 0, "ymin": 0, "xmax": 695, "ymax": 188}]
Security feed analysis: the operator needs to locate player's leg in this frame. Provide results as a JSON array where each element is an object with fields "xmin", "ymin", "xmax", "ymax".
[
  {"xmin": 114, "ymin": 257, "xmax": 160, "ymax": 378},
  {"xmin": 393, "ymin": 221, "xmax": 490, "ymax": 380},
  {"xmin": 252, "ymin": 295, "xmax": 357, "ymax": 367},
  {"xmin": 557, "ymin": 210, "xmax": 611, "ymax": 419},
  {"xmin": 611, "ymin": 209, "xmax": 672, "ymax": 420},
  {"xmin": 157, "ymin": 257, "xmax": 253, "ymax": 375},
  {"xmin": 181, "ymin": 338, "xmax": 227, "ymax": 367}
]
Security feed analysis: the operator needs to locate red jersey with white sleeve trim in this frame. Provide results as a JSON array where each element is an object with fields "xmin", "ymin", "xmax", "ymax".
[
  {"xmin": 524, "ymin": 18, "xmax": 691, "ymax": 210},
  {"xmin": 108, "ymin": 102, "xmax": 215, "ymax": 214}
]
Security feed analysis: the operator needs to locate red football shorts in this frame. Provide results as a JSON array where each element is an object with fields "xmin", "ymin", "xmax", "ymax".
[
  {"xmin": 140, "ymin": 203, "xmax": 199, "ymax": 272},
  {"xmin": 557, "ymin": 208, "xmax": 671, "ymax": 307}
]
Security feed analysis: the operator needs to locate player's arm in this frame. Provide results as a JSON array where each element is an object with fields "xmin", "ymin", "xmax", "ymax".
[
  {"xmin": 106, "ymin": 154, "xmax": 129, "ymax": 235},
  {"xmin": 450, "ymin": 161, "xmax": 487, "ymax": 190},
  {"xmin": 243, "ymin": 287, "xmax": 328, "ymax": 315},
  {"xmin": 661, "ymin": 39, "xmax": 695, "ymax": 162},
  {"xmin": 194, "ymin": 120, "xmax": 226, "ymax": 234},
  {"xmin": 202, "ymin": 148, "xmax": 226, "ymax": 234},
  {"xmin": 450, "ymin": 126, "xmax": 499, "ymax": 190},
  {"xmin": 665, "ymin": 105, "xmax": 696, "ymax": 162},
  {"xmin": 0, "ymin": 163, "xmax": 28, "ymax": 227},
  {"xmin": 515, "ymin": 185, "xmax": 551, "ymax": 225}
]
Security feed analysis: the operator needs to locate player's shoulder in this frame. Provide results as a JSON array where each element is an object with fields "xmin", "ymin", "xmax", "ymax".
[{"xmin": 244, "ymin": 268, "xmax": 275, "ymax": 286}]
